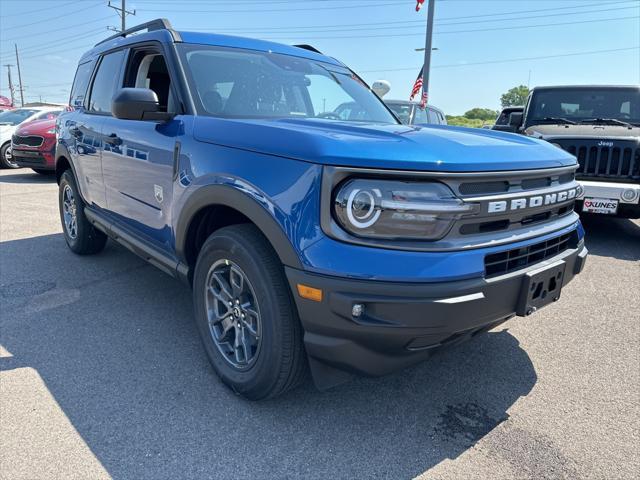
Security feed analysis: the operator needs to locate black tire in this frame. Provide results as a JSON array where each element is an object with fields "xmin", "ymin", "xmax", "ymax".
[
  {"xmin": 0, "ymin": 142, "xmax": 19, "ymax": 169},
  {"xmin": 193, "ymin": 224, "xmax": 306, "ymax": 400},
  {"xmin": 58, "ymin": 170, "xmax": 107, "ymax": 255},
  {"xmin": 32, "ymin": 168, "xmax": 54, "ymax": 175}
]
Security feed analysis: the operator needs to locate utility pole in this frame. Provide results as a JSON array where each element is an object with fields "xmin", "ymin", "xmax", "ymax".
[
  {"xmin": 108, "ymin": 0, "xmax": 135, "ymax": 32},
  {"xmin": 4, "ymin": 64, "xmax": 15, "ymax": 106},
  {"xmin": 14, "ymin": 44, "xmax": 24, "ymax": 107},
  {"xmin": 421, "ymin": 0, "xmax": 436, "ymax": 106}
]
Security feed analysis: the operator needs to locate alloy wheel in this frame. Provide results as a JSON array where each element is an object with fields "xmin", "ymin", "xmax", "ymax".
[
  {"xmin": 205, "ymin": 259, "xmax": 262, "ymax": 370},
  {"xmin": 62, "ymin": 184, "xmax": 78, "ymax": 239}
]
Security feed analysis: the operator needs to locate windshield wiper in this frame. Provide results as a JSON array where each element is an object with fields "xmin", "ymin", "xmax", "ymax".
[
  {"xmin": 580, "ymin": 118, "xmax": 633, "ymax": 128},
  {"xmin": 541, "ymin": 117, "xmax": 577, "ymax": 125}
]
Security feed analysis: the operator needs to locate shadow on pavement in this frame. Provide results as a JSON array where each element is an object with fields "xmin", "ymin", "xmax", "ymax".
[
  {"xmin": 0, "ymin": 170, "xmax": 56, "ymax": 184},
  {"xmin": 2, "ymin": 214, "xmax": 637, "ymax": 478},
  {"xmin": 580, "ymin": 215, "xmax": 640, "ymax": 261},
  {"xmin": 0, "ymin": 233, "xmax": 537, "ymax": 479}
]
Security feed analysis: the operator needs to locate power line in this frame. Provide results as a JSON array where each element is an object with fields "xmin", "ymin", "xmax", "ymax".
[
  {"xmin": 0, "ymin": 0, "xmax": 79, "ymax": 18},
  {"xmin": 359, "ymin": 46, "xmax": 640, "ymax": 73},
  {"xmin": 256, "ymin": 15, "xmax": 639, "ymax": 40},
  {"xmin": 1, "ymin": 2, "xmax": 102, "ymax": 31},
  {"xmin": 190, "ymin": 0, "xmax": 637, "ymax": 32},
  {"xmin": 0, "ymin": 16, "xmax": 114, "ymax": 43},
  {"xmin": 0, "ymin": 29, "xmax": 106, "ymax": 60},
  {"xmin": 139, "ymin": 2, "xmax": 402, "ymax": 14},
  {"xmin": 201, "ymin": 5, "xmax": 639, "ymax": 35}
]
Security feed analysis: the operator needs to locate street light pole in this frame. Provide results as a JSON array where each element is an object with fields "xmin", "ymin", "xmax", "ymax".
[{"xmin": 421, "ymin": 0, "xmax": 436, "ymax": 105}]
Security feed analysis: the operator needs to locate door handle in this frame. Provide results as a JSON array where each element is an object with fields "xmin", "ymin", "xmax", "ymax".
[{"xmin": 104, "ymin": 133, "xmax": 122, "ymax": 146}]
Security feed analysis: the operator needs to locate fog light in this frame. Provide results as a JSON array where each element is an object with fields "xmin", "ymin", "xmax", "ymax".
[
  {"xmin": 352, "ymin": 303, "xmax": 365, "ymax": 318},
  {"xmin": 621, "ymin": 189, "xmax": 638, "ymax": 202}
]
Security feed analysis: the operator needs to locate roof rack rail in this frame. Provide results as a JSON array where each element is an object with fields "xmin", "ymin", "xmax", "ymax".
[
  {"xmin": 293, "ymin": 44, "xmax": 323, "ymax": 55},
  {"xmin": 94, "ymin": 18, "xmax": 180, "ymax": 47}
]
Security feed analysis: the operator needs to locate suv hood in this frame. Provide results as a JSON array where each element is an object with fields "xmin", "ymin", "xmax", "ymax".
[
  {"xmin": 193, "ymin": 117, "xmax": 576, "ymax": 172},
  {"xmin": 15, "ymin": 118, "xmax": 56, "ymax": 136},
  {"xmin": 524, "ymin": 123, "xmax": 640, "ymax": 141}
]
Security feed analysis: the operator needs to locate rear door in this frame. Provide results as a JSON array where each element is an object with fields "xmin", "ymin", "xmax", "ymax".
[{"xmin": 100, "ymin": 44, "xmax": 183, "ymax": 252}]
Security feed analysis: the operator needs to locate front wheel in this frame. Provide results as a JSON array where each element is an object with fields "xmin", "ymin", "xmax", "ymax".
[
  {"xmin": 58, "ymin": 170, "xmax": 107, "ymax": 255},
  {"xmin": 0, "ymin": 142, "xmax": 19, "ymax": 169},
  {"xmin": 193, "ymin": 224, "xmax": 306, "ymax": 400}
]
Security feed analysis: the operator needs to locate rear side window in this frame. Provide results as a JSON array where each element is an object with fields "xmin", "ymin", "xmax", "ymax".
[
  {"xmin": 69, "ymin": 61, "xmax": 94, "ymax": 108},
  {"xmin": 427, "ymin": 108, "xmax": 439, "ymax": 124},
  {"xmin": 89, "ymin": 50, "xmax": 125, "ymax": 114}
]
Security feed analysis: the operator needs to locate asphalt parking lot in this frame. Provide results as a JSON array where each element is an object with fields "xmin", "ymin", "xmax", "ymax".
[{"xmin": 0, "ymin": 168, "xmax": 638, "ymax": 480}]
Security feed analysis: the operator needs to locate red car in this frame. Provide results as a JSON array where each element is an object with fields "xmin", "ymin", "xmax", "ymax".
[{"xmin": 11, "ymin": 117, "xmax": 57, "ymax": 174}]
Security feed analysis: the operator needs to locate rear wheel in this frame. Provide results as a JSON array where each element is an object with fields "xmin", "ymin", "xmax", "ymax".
[
  {"xmin": 193, "ymin": 224, "xmax": 306, "ymax": 400},
  {"xmin": 58, "ymin": 170, "xmax": 107, "ymax": 255},
  {"xmin": 0, "ymin": 142, "xmax": 19, "ymax": 169}
]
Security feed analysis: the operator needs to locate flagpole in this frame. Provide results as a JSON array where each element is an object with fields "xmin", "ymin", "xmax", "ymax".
[{"xmin": 422, "ymin": 0, "xmax": 436, "ymax": 106}]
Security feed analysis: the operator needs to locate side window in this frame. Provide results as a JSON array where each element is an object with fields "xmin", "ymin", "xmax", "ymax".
[
  {"xmin": 413, "ymin": 107, "xmax": 428, "ymax": 124},
  {"xmin": 89, "ymin": 50, "xmax": 125, "ymax": 114},
  {"xmin": 69, "ymin": 61, "xmax": 94, "ymax": 108},
  {"xmin": 427, "ymin": 108, "xmax": 439, "ymax": 124},
  {"xmin": 124, "ymin": 50, "xmax": 175, "ymax": 113}
]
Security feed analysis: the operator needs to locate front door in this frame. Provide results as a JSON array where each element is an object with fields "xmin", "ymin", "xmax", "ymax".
[{"xmin": 101, "ymin": 46, "xmax": 183, "ymax": 252}]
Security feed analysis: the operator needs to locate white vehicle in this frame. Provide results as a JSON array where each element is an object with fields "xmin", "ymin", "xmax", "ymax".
[{"xmin": 0, "ymin": 107, "xmax": 62, "ymax": 168}]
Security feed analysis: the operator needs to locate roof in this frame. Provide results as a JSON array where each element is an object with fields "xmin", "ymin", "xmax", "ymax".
[
  {"xmin": 82, "ymin": 21, "xmax": 342, "ymax": 67},
  {"xmin": 384, "ymin": 99, "xmax": 444, "ymax": 112},
  {"xmin": 532, "ymin": 85, "xmax": 640, "ymax": 91}
]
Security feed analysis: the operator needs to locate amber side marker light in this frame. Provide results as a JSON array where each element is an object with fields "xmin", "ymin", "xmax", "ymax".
[{"xmin": 297, "ymin": 284, "xmax": 323, "ymax": 302}]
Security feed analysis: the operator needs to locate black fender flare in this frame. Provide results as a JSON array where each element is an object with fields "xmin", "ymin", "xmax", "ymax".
[
  {"xmin": 55, "ymin": 143, "xmax": 78, "ymax": 184},
  {"xmin": 175, "ymin": 184, "xmax": 303, "ymax": 270}
]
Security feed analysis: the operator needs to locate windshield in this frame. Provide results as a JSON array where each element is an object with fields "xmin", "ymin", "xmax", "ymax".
[
  {"xmin": 0, "ymin": 109, "xmax": 38, "ymax": 126},
  {"xmin": 178, "ymin": 45, "xmax": 397, "ymax": 124},
  {"xmin": 527, "ymin": 88, "xmax": 640, "ymax": 126}
]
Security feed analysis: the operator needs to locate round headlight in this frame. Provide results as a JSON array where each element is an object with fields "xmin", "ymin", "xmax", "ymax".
[
  {"xmin": 346, "ymin": 188, "xmax": 381, "ymax": 228},
  {"xmin": 333, "ymin": 179, "xmax": 475, "ymax": 241}
]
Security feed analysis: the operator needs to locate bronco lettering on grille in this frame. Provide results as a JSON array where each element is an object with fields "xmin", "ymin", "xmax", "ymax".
[{"xmin": 487, "ymin": 187, "xmax": 578, "ymax": 214}]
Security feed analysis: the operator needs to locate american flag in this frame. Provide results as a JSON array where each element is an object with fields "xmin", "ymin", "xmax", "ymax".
[
  {"xmin": 416, "ymin": 0, "xmax": 425, "ymax": 12},
  {"xmin": 410, "ymin": 67, "xmax": 423, "ymax": 101}
]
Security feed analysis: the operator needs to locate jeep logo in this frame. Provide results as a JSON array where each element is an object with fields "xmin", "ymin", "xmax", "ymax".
[
  {"xmin": 597, "ymin": 141, "xmax": 614, "ymax": 147},
  {"xmin": 488, "ymin": 188, "xmax": 578, "ymax": 214}
]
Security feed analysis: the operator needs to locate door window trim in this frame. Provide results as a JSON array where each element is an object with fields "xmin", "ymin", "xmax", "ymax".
[{"xmin": 85, "ymin": 48, "xmax": 127, "ymax": 117}]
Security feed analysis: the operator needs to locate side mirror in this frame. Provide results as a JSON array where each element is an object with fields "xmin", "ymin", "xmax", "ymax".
[
  {"xmin": 508, "ymin": 112, "xmax": 523, "ymax": 129},
  {"xmin": 112, "ymin": 88, "xmax": 173, "ymax": 121}
]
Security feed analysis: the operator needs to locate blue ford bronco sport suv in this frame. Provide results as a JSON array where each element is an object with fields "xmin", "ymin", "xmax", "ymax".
[{"xmin": 56, "ymin": 19, "xmax": 588, "ymax": 400}]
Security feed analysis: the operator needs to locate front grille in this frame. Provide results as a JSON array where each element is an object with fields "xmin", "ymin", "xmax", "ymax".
[
  {"xmin": 12, "ymin": 134, "xmax": 43, "ymax": 147},
  {"xmin": 557, "ymin": 140, "xmax": 640, "ymax": 183},
  {"xmin": 484, "ymin": 231, "xmax": 576, "ymax": 278},
  {"xmin": 458, "ymin": 172, "xmax": 574, "ymax": 196}
]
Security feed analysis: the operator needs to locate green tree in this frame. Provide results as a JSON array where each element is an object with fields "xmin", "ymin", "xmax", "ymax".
[
  {"xmin": 464, "ymin": 108, "xmax": 498, "ymax": 121},
  {"xmin": 500, "ymin": 85, "xmax": 529, "ymax": 108}
]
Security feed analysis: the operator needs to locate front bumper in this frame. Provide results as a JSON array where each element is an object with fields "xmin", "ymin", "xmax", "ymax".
[
  {"xmin": 576, "ymin": 180, "xmax": 640, "ymax": 218},
  {"xmin": 12, "ymin": 147, "xmax": 55, "ymax": 170},
  {"xmin": 286, "ymin": 241, "xmax": 587, "ymax": 388}
]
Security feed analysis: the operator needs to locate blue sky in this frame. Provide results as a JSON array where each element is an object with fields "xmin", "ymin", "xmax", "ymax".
[{"xmin": 0, "ymin": 0, "xmax": 638, "ymax": 115}]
